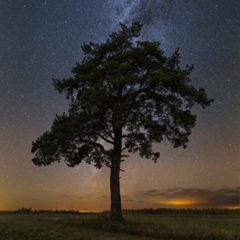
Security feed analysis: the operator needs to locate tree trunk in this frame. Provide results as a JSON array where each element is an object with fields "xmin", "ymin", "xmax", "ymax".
[
  {"xmin": 110, "ymin": 128, "xmax": 123, "ymax": 221},
  {"xmin": 110, "ymin": 155, "xmax": 123, "ymax": 221}
]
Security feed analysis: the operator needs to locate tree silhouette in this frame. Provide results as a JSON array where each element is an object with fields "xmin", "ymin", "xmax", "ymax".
[{"xmin": 31, "ymin": 22, "xmax": 213, "ymax": 221}]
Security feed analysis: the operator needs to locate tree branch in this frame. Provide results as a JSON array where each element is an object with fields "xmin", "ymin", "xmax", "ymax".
[
  {"xmin": 80, "ymin": 138, "xmax": 111, "ymax": 156},
  {"xmin": 103, "ymin": 129, "xmax": 114, "ymax": 140},
  {"xmin": 106, "ymin": 77, "xmax": 118, "ymax": 96},
  {"xmin": 121, "ymin": 146, "xmax": 128, "ymax": 152},
  {"xmin": 98, "ymin": 133, "xmax": 114, "ymax": 144}
]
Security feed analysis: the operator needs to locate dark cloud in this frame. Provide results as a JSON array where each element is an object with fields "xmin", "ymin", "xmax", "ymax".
[{"xmin": 131, "ymin": 187, "xmax": 240, "ymax": 208}]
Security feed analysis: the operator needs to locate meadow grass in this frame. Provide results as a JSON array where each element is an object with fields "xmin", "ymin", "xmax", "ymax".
[{"xmin": 0, "ymin": 211, "xmax": 239, "ymax": 240}]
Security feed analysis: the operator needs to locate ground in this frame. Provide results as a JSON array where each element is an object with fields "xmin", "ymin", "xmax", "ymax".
[{"xmin": 0, "ymin": 210, "xmax": 239, "ymax": 240}]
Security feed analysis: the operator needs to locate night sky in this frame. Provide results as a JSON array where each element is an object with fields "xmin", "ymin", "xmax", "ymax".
[{"xmin": 1, "ymin": 0, "xmax": 239, "ymax": 212}]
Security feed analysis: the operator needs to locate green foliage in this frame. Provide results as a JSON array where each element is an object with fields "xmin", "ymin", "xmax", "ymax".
[{"xmin": 32, "ymin": 21, "xmax": 213, "ymax": 168}]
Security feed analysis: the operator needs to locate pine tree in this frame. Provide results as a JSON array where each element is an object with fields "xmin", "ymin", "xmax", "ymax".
[{"xmin": 32, "ymin": 22, "xmax": 213, "ymax": 221}]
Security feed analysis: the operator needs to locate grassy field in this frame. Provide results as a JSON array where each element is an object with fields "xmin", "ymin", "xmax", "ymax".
[{"xmin": 0, "ymin": 211, "xmax": 239, "ymax": 240}]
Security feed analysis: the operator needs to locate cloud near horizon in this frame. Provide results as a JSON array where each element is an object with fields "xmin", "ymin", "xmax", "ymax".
[{"xmin": 119, "ymin": 187, "xmax": 240, "ymax": 209}]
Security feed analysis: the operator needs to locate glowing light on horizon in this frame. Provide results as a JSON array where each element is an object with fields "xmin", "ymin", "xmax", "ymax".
[{"xmin": 158, "ymin": 198, "xmax": 203, "ymax": 207}]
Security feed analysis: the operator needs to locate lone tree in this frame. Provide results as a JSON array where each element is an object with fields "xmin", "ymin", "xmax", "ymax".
[{"xmin": 31, "ymin": 22, "xmax": 213, "ymax": 221}]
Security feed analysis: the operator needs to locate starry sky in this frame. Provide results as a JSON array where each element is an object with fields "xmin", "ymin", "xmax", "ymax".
[{"xmin": 0, "ymin": 0, "xmax": 239, "ymax": 212}]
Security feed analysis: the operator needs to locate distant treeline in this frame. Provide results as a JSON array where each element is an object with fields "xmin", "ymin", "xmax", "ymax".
[
  {"xmin": 123, "ymin": 208, "xmax": 240, "ymax": 215},
  {"xmin": 15, "ymin": 208, "xmax": 82, "ymax": 214},
  {"xmin": 15, "ymin": 207, "xmax": 239, "ymax": 215}
]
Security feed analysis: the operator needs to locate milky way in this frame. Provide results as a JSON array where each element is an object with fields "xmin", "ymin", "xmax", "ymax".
[
  {"xmin": 111, "ymin": 0, "xmax": 171, "ymax": 24},
  {"xmin": 0, "ymin": 0, "xmax": 239, "ymax": 211}
]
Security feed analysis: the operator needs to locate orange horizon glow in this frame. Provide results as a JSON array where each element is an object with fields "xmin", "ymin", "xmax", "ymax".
[
  {"xmin": 1, "ymin": 194, "xmax": 239, "ymax": 213},
  {"xmin": 157, "ymin": 198, "xmax": 203, "ymax": 207}
]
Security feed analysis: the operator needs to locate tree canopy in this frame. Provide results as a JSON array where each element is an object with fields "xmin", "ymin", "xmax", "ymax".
[{"xmin": 31, "ymin": 22, "xmax": 213, "ymax": 221}]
